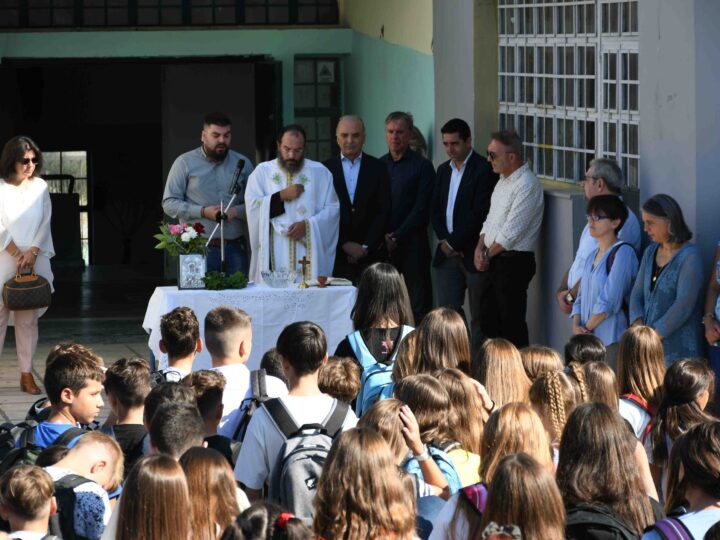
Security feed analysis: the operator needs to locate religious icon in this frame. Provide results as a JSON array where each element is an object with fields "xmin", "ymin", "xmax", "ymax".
[{"xmin": 178, "ymin": 254, "xmax": 206, "ymax": 290}]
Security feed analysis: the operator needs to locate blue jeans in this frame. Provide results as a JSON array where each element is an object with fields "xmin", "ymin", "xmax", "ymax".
[{"xmin": 207, "ymin": 241, "xmax": 248, "ymax": 275}]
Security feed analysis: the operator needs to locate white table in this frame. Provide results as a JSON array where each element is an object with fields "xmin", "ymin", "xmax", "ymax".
[{"xmin": 142, "ymin": 284, "xmax": 356, "ymax": 371}]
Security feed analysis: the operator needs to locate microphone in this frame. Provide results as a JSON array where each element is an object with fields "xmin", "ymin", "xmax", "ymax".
[{"xmin": 231, "ymin": 159, "xmax": 246, "ymax": 196}]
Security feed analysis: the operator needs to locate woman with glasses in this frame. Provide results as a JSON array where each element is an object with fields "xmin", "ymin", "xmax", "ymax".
[
  {"xmin": 0, "ymin": 135, "xmax": 54, "ymax": 394},
  {"xmin": 571, "ymin": 195, "xmax": 639, "ymax": 367},
  {"xmin": 629, "ymin": 194, "xmax": 704, "ymax": 364}
]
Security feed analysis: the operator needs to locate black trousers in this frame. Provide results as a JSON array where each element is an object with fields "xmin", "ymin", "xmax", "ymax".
[
  {"xmin": 391, "ymin": 232, "xmax": 433, "ymax": 325},
  {"xmin": 474, "ymin": 251, "xmax": 536, "ymax": 348}
]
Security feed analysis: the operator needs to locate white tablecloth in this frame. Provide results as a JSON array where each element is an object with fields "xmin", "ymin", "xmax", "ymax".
[{"xmin": 142, "ymin": 284, "xmax": 356, "ymax": 371}]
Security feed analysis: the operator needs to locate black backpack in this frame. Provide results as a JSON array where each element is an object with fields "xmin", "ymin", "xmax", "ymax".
[
  {"xmin": 232, "ymin": 369, "xmax": 269, "ymax": 443},
  {"xmin": 0, "ymin": 421, "xmax": 86, "ymax": 474},
  {"xmin": 48, "ymin": 473, "xmax": 93, "ymax": 540},
  {"xmin": 566, "ymin": 503, "xmax": 639, "ymax": 540}
]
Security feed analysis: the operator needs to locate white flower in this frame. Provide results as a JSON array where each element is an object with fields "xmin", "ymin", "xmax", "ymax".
[{"xmin": 181, "ymin": 232, "xmax": 192, "ymax": 242}]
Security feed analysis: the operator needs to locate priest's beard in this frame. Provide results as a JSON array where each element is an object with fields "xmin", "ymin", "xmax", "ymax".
[{"xmin": 278, "ymin": 155, "xmax": 304, "ymax": 174}]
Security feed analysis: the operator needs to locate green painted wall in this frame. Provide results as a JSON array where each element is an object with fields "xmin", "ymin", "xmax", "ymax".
[
  {"xmin": 0, "ymin": 28, "xmax": 353, "ymax": 124},
  {"xmin": 343, "ymin": 31, "xmax": 435, "ymax": 158}
]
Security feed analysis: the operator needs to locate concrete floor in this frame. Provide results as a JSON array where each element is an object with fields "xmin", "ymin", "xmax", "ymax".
[{"xmin": 1, "ymin": 264, "xmax": 161, "ymax": 424}]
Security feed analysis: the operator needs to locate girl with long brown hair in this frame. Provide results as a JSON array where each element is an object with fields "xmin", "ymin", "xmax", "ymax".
[
  {"xmin": 179, "ymin": 447, "xmax": 240, "ymax": 539},
  {"xmin": 116, "ymin": 455, "xmax": 191, "ymax": 540},
  {"xmin": 313, "ymin": 428, "xmax": 417, "ymax": 540},
  {"xmin": 582, "ymin": 360, "xmax": 619, "ymax": 411},
  {"xmin": 473, "ymin": 338, "xmax": 531, "ymax": 407},
  {"xmin": 647, "ymin": 358, "xmax": 716, "ymax": 499},
  {"xmin": 520, "ymin": 345, "xmax": 563, "ymax": 382},
  {"xmin": 617, "ymin": 325, "xmax": 666, "ymax": 440},
  {"xmin": 430, "ymin": 403, "xmax": 552, "ymax": 540},
  {"xmin": 414, "ymin": 307, "xmax": 471, "ymax": 374},
  {"xmin": 529, "ymin": 370, "xmax": 577, "ymax": 453},
  {"xmin": 649, "ymin": 422, "xmax": 720, "ymax": 539},
  {"xmin": 480, "ymin": 453, "xmax": 566, "ymax": 540},
  {"xmin": 558, "ymin": 402, "xmax": 656, "ymax": 538},
  {"xmin": 435, "ymin": 368, "xmax": 486, "ymax": 486}
]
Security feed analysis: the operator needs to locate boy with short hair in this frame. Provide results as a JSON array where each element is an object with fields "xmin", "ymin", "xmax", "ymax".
[
  {"xmin": 33, "ymin": 350, "xmax": 105, "ymax": 449},
  {"xmin": 235, "ymin": 321, "xmax": 357, "ymax": 501},
  {"xmin": 182, "ymin": 370, "xmax": 235, "ymax": 466},
  {"xmin": 0, "ymin": 465, "xmax": 57, "ymax": 538},
  {"xmin": 102, "ymin": 357, "xmax": 152, "ymax": 475},
  {"xmin": 205, "ymin": 306, "xmax": 253, "ymax": 437},
  {"xmin": 159, "ymin": 306, "xmax": 202, "ymax": 381},
  {"xmin": 318, "ymin": 356, "xmax": 362, "ymax": 404},
  {"xmin": 260, "ymin": 347, "xmax": 289, "ymax": 387},
  {"xmin": 44, "ymin": 431, "xmax": 123, "ymax": 540},
  {"xmin": 148, "ymin": 402, "xmax": 205, "ymax": 459}
]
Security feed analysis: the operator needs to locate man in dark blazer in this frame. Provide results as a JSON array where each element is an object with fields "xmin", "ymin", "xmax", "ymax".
[
  {"xmin": 324, "ymin": 115, "xmax": 391, "ymax": 283},
  {"xmin": 432, "ymin": 118, "xmax": 499, "ymax": 353}
]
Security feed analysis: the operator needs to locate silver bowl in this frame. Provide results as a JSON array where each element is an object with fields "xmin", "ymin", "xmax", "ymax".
[{"xmin": 261, "ymin": 269, "xmax": 297, "ymax": 288}]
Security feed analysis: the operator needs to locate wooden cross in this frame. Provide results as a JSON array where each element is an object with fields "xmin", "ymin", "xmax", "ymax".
[{"xmin": 298, "ymin": 256, "xmax": 310, "ymax": 288}]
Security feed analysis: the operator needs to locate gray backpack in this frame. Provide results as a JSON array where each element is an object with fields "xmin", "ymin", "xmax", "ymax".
[{"xmin": 264, "ymin": 397, "xmax": 348, "ymax": 522}]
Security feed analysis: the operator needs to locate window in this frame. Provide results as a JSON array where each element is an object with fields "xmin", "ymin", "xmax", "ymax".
[
  {"xmin": 498, "ymin": 0, "xmax": 639, "ymax": 187},
  {"xmin": 0, "ymin": 0, "xmax": 339, "ymax": 28},
  {"xmin": 44, "ymin": 151, "xmax": 91, "ymax": 266},
  {"xmin": 293, "ymin": 57, "xmax": 341, "ymax": 162}
]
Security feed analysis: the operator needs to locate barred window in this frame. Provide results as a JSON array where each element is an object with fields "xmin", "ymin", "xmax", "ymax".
[{"xmin": 498, "ymin": 0, "xmax": 639, "ymax": 188}]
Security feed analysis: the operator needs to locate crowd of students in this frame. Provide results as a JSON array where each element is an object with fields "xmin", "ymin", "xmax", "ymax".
[{"xmin": 0, "ymin": 262, "xmax": 719, "ymax": 540}]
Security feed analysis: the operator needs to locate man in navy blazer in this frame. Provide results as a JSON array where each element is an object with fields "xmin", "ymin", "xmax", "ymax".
[
  {"xmin": 432, "ymin": 118, "xmax": 499, "ymax": 352},
  {"xmin": 323, "ymin": 115, "xmax": 391, "ymax": 283}
]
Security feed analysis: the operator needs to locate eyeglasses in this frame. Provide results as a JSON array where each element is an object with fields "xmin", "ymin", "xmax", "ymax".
[
  {"xmin": 586, "ymin": 214, "xmax": 610, "ymax": 222},
  {"xmin": 487, "ymin": 151, "xmax": 502, "ymax": 161},
  {"xmin": 580, "ymin": 175, "xmax": 597, "ymax": 184},
  {"xmin": 18, "ymin": 158, "xmax": 39, "ymax": 165}
]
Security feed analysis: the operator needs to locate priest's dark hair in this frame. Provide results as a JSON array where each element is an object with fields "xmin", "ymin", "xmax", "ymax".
[{"xmin": 277, "ymin": 124, "xmax": 307, "ymax": 144}]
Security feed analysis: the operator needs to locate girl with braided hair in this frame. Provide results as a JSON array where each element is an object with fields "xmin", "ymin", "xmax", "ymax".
[{"xmin": 529, "ymin": 371, "xmax": 577, "ymax": 457}]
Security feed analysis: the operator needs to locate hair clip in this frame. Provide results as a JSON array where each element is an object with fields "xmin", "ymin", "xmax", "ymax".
[
  {"xmin": 481, "ymin": 522, "xmax": 522, "ymax": 540},
  {"xmin": 276, "ymin": 512, "xmax": 295, "ymax": 529}
]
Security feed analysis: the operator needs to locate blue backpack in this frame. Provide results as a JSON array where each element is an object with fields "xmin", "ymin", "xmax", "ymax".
[
  {"xmin": 348, "ymin": 325, "xmax": 413, "ymax": 416},
  {"xmin": 403, "ymin": 443, "xmax": 463, "ymax": 495}
]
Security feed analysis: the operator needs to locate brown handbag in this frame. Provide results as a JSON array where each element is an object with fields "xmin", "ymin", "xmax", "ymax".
[{"xmin": 2, "ymin": 268, "xmax": 52, "ymax": 311}]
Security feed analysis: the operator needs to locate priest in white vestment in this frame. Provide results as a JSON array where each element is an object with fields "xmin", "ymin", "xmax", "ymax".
[{"xmin": 245, "ymin": 126, "xmax": 340, "ymax": 283}]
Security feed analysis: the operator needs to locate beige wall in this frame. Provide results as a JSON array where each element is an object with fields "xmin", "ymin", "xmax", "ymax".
[{"xmin": 339, "ymin": 0, "xmax": 433, "ymax": 55}]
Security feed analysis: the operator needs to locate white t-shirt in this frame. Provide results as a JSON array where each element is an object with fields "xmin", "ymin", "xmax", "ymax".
[
  {"xmin": 642, "ymin": 508, "xmax": 720, "ymax": 540},
  {"xmin": 160, "ymin": 366, "xmax": 190, "ymax": 382},
  {"xmin": 430, "ymin": 493, "xmax": 471, "ymax": 540},
  {"xmin": 212, "ymin": 364, "xmax": 251, "ymax": 437},
  {"xmin": 218, "ymin": 375, "xmax": 288, "ymax": 439},
  {"xmin": 234, "ymin": 393, "xmax": 357, "ymax": 490},
  {"xmin": 9, "ymin": 532, "xmax": 48, "ymax": 540},
  {"xmin": 619, "ymin": 397, "xmax": 652, "ymax": 440}
]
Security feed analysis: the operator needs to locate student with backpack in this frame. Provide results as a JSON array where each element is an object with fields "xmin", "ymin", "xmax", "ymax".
[
  {"xmin": 158, "ymin": 306, "xmax": 203, "ymax": 381},
  {"xmin": 101, "ymin": 357, "xmax": 151, "ymax": 477},
  {"xmin": 643, "ymin": 422, "xmax": 720, "ymax": 540},
  {"xmin": 43, "ymin": 431, "xmax": 123, "ymax": 540},
  {"xmin": 571, "ymin": 195, "xmax": 639, "ymax": 369},
  {"xmin": 313, "ymin": 428, "xmax": 417, "ymax": 540},
  {"xmin": 0, "ymin": 465, "xmax": 58, "ymax": 539},
  {"xmin": 0, "ymin": 350, "xmax": 104, "ymax": 472},
  {"xmin": 394, "ymin": 375, "xmax": 463, "ymax": 495},
  {"xmin": 234, "ymin": 321, "xmax": 357, "ymax": 516},
  {"xmin": 333, "ymin": 263, "xmax": 414, "ymax": 415},
  {"xmin": 617, "ymin": 326, "xmax": 667, "ymax": 441},
  {"xmin": 430, "ymin": 403, "xmax": 553, "ymax": 540},
  {"xmin": 559, "ymin": 402, "xmax": 660, "ymax": 540}
]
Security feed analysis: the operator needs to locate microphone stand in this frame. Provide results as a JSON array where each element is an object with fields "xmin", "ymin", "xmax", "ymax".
[{"xmin": 205, "ymin": 159, "xmax": 246, "ymax": 275}]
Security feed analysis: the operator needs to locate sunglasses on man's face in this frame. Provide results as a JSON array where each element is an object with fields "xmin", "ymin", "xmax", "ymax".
[{"xmin": 18, "ymin": 158, "xmax": 39, "ymax": 165}]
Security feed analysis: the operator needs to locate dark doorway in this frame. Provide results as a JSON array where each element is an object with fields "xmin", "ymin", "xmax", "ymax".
[{"xmin": 0, "ymin": 56, "xmax": 281, "ymax": 319}]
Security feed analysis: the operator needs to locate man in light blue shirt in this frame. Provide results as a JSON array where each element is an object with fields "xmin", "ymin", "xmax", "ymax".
[
  {"xmin": 556, "ymin": 157, "xmax": 641, "ymax": 314},
  {"xmin": 162, "ymin": 112, "xmax": 254, "ymax": 275}
]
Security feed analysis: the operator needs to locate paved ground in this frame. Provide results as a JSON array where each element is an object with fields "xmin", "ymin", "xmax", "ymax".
[{"xmin": 0, "ymin": 318, "xmax": 149, "ymax": 424}]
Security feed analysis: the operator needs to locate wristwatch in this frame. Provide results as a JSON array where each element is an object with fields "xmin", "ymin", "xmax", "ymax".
[{"xmin": 565, "ymin": 291, "xmax": 575, "ymax": 303}]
